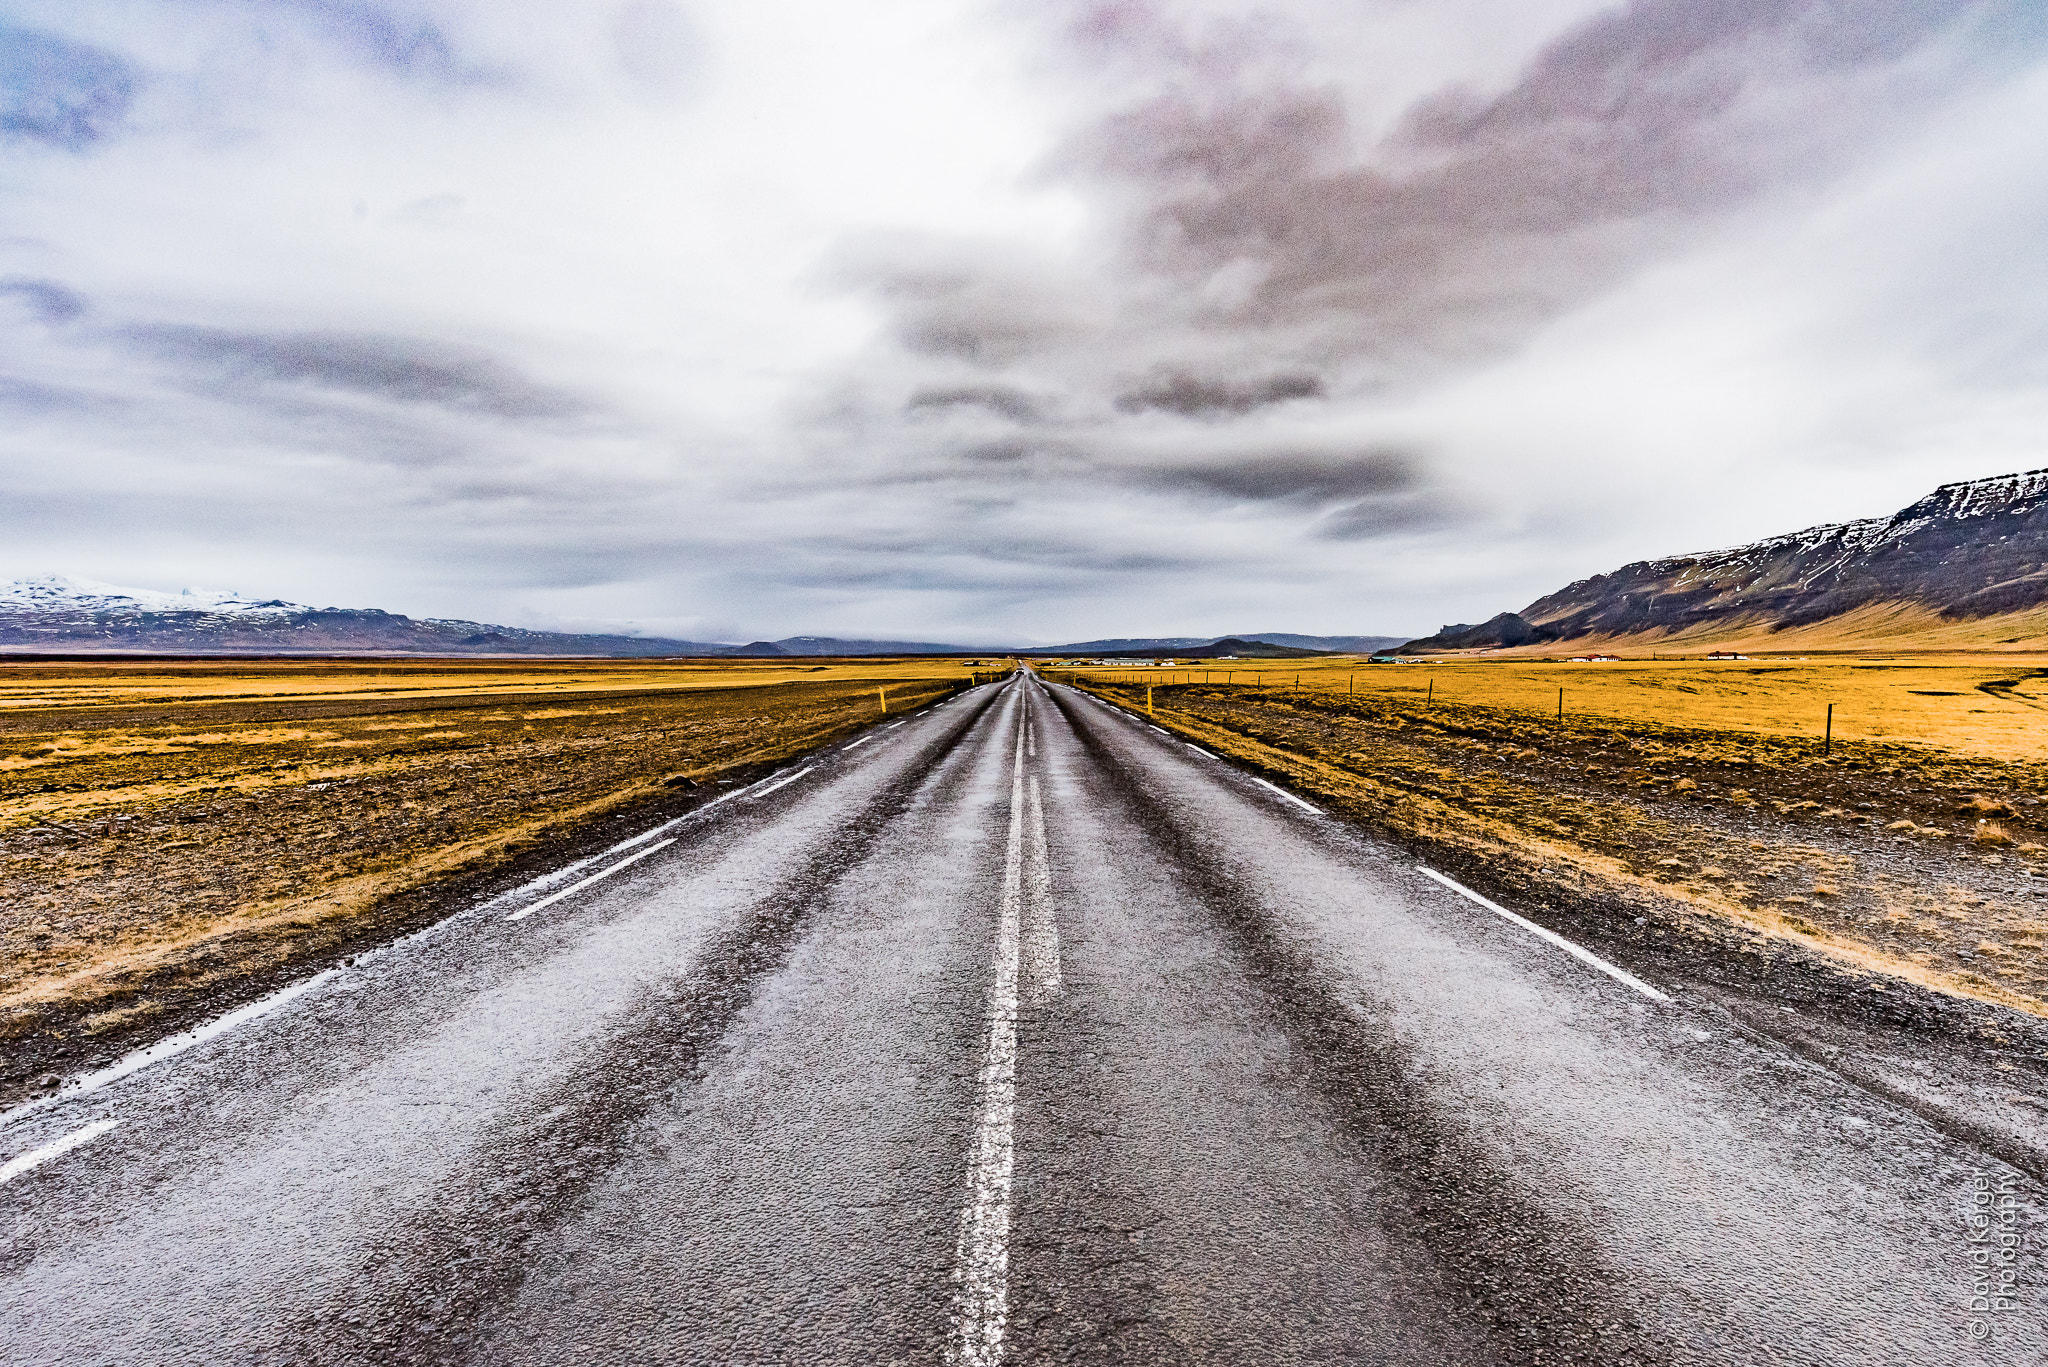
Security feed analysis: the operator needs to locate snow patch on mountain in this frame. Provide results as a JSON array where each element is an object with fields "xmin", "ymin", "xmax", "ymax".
[
  {"xmin": 0, "ymin": 575, "xmax": 309, "ymax": 617},
  {"xmin": 1402, "ymin": 466, "xmax": 2048, "ymax": 652}
]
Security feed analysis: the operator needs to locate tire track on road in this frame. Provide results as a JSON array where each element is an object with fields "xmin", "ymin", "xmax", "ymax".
[
  {"xmin": 1043, "ymin": 683, "xmax": 1670, "ymax": 1366},
  {"xmin": 293, "ymin": 684, "xmax": 1015, "ymax": 1363}
]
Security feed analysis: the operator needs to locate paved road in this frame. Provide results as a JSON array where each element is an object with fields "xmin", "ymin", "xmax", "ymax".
[{"xmin": 3, "ymin": 672, "xmax": 2043, "ymax": 1364}]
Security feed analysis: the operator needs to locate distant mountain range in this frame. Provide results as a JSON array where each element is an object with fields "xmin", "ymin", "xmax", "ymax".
[
  {"xmin": 1401, "ymin": 469, "xmax": 2048, "ymax": 654},
  {"xmin": 723, "ymin": 635, "xmax": 985, "ymax": 656},
  {"xmin": 1023, "ymin": 633, "xmax": 1404, "ymax": 656},
  {"xmin": 0, "ymin": 577, "xmax": 733, "ymax": 656},
  {"xmin": 0, "ymin": 577, "xmax": 1399, "ymax": 658}
]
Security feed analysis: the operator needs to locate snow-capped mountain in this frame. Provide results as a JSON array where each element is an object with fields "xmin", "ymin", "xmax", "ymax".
[
  {"xmin": 0, "ymin": 575, "xmax": 307, "ymax": 617},
  {"xmin": 0, "ymin": 575, "xmax": 730, "ymax": 656},
  {"xmin": 1402, "ymin": 468, "xmax": 2048, "ymax": 651}
]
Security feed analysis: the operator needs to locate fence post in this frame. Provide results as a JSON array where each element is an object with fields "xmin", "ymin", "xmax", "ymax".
[
  {"xmin": 1557, "ymin": 687, "xmax": 1563, "ymax": 725},
  {"xmin": 1825, "ymin": 702, "xmax": 1833, "ymax": 756}
]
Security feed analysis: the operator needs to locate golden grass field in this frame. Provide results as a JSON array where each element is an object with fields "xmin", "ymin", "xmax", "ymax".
[
  {"xmin": 1056, "ymin": 654, "xmax": 2048, "ymax": 1017},
  {"xmin": 1065, "ymin": 653, "xmax": 2048, "ymax": 759},
  {"xmin": 0, "ymin": 656, "xmax": 991, "ymax": 1096},
  {"xmin": 0, "ymin": 654, "xmax": 993, "ymax": 712}
]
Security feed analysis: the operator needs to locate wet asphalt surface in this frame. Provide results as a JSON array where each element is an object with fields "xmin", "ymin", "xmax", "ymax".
[{"xmin": 2, "ymin": 673, "xmax": 2044, "ymax": 1364}]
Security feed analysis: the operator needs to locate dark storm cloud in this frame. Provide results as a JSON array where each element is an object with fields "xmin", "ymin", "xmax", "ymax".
[
  {"xmin": 827, "ymin": 233, "xmax": 1098, "ymax": 365},
  {"xmin": 1055, "ymin": 0, "xmax": 2019, "ymax": 377},
  {"xmin": 1114, "ymin": 369, "xmax": 1323, "ymax": 416},
  {"xmin": 1128, "ymin": 446, "xmax": 1416, "ymax": 506},
  {"xmin": 0, "ymin": 23, "xmax": 137, "ymax": 150},
  {"xmin": 866, "ymin": 0, "xmax": 2030, "ymax": 403},
  {"xmin": 124, "ymin": 326, "xmax": 595, "ymax": 421},
  {"xmin": 905, "ymin": 385, "xmax": 1049, "ymax": 423},
  {"xmin": 756, "ymin": 532, "xmax": 1206, "ymax": 590},
  {"xmin": 958, "ymin": 438, "xmax": 1042, "ymax": 465},
  {"xmin": 0, "ymin": 277, "xmax": 87, "ymax": 324},
  {"xmin": 1313, "ymin": 491, "xmax": 1464, "ymax": 540}
]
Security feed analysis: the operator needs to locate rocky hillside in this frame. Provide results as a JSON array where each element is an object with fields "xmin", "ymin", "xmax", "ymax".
[{"xmin": 1403, "ymin": 469, "xmax": 2048, "ymax": 653}]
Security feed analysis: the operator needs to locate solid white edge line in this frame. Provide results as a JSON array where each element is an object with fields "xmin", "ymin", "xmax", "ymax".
[
  {"xmin": 1, "ymin": 1119, "xmax": 123, "ymax": 1186},
  {"xmin": 2, "ymin": 970, "xmax": 342, "ymax": 1130},
  {"xmin": 1416, "ymin": 866, "xmax": 1670, "ymax": 1003},
  {"xmin": 1246, "ymin": 774, "xmax": 1323, "ymax": 815},
  {"xmin": 507, "ymin": 838, "xmax": 678, "ymax": 922},
  {"xmin": 489, "ymin": 854, "xmax": 600, "ymax": 903},
  {"xmin": 585, "ymin": 763, "xmax": 798, "ymax": 860},
  {"xmin": 604, "ymin": 823, "xmax": 676, "ymax": 854}
]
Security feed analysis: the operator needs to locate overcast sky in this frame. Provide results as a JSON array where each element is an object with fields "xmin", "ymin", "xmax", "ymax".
[{"xmin": 4, "ymin": 1, "xmax": 2048, "ymax": 644}]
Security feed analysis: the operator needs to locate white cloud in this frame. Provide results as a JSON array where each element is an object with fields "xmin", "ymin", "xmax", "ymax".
[{"xmin": 2, "ymin": 0, "xmax": 2046, "ymax": 643}]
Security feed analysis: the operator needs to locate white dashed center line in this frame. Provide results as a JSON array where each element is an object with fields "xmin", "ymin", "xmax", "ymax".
[
  {"xmin": 1246, "ymin": 774, "xmax": 1323, "ymax": 815},
  {"xmin": 1022, "ymin": 774, "xmax": 1060, "ymax": 1001},
  {"xmin": 946, "ymin": 711, "xmax": 1029, "ymax": 1365}
]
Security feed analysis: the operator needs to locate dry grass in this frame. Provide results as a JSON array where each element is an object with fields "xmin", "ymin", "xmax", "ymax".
[
  {"xmin": 1056, "ymin": 662, "xmax": 2048, "ymax": 1016},
  {"xmin": 0, "ymin": 657, "xmax": 984, "ymax": 1077},
  {"xmin": 0, "ymin": 654, "xmax": 986, "ymax": 712},
  {"xmin": 1070, "ymin": 653, "xmax": 2048, "ymax": 760}
]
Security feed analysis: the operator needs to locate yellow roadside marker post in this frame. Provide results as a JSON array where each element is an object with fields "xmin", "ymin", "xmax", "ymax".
[
  {"xmin": 1147, "ymin": 686, "xmax": 1154, "ymax": 715},
  {"xmin": 878, "ymin": 686, "xmax": 888, "ymax": 713}
]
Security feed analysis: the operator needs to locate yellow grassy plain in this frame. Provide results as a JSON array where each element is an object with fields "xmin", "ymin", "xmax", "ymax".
[
  {"xmin": 1063, "ymin": 654, "xmax": 2048, "ymax": 761},
  {"xmin": 0, "ymin": 654, "xmax": 1000, "ymax": 713}
]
